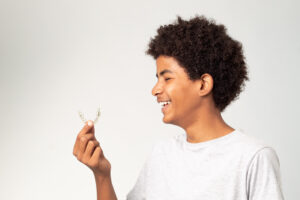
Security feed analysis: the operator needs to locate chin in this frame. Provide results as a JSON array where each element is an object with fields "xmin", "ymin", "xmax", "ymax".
[{"xmin": 162, "ymin": 115, "xmax": 175, "ymax": 124}]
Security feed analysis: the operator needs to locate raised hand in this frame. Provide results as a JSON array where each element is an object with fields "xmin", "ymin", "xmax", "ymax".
[{"xmin": 73, "ymin": 120, "xmax": 111, "ymax": 178}]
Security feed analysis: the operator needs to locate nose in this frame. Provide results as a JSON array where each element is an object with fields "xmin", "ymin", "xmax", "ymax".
[{"xmin": 151, "ymin": 81, "xmax": 162, "ymax": 96}]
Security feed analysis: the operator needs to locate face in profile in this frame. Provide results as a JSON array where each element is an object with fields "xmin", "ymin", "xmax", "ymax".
[{"xmin": 152, "ymin": 55, "xmax": 204, "ymax": 126}]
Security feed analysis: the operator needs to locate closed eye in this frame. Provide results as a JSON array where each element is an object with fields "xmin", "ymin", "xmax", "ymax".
[{"xmin": 165, "ymin": 78, "xmax": 171, "ymax": 81}]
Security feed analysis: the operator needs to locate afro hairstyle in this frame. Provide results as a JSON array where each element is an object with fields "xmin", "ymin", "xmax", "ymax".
[{"xmin": 146, "ymin": 15, "xmax": 249, "ymax": 112}]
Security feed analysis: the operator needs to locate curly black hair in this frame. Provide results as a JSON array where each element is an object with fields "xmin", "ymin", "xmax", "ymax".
[{"xmin": 146, "ymin": 15, "xmax": 249, "ymax": 113}]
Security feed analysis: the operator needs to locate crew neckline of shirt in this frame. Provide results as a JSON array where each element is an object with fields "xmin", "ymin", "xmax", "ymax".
[{"xmin": 183, "ymin": 129, "xmax": 239, "ymax": 150}]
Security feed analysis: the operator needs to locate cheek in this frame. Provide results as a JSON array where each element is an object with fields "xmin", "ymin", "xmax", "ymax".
[
  {"xmin": 167, "ymin": 84, "xmax": 197, "ymax": 111},
  {"xmin": 177, "ymin": 90, "xmax": 199, "ymax": 112}
]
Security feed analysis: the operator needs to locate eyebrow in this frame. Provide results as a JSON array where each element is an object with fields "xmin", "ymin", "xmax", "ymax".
[{"xmin": 156, "ymin": 69, "xmax": 174, "ymax": 78}]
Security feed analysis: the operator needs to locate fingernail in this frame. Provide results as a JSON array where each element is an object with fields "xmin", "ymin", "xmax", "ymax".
[{"xmin": 87, "ymin": 120, "xmax": 93, "ymax": 126}]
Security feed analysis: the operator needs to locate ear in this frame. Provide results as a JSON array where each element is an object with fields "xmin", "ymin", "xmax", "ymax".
[{"xmin": 197, "ymin": 73, "xmax": 214, "ymax": 96}]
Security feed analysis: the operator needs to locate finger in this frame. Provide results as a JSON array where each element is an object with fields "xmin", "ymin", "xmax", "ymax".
[
  {"xmin": 78, "ymin": 120, "xmax": 95, "ymax": 137},
  {"xmin": 73, "ymin": 133, "xmax": 95, "ymax": 155},
  {"xmin": 84, "ymin": 140, "xmax": 99, "ymax": 159},
  {"xmin": 90, "ymin": 146, "xmax": 102, "ymax": 163},
  {"xmin": 77, "ymin": 136, "xmax": 90, "ymax": 159},
  {"xmin": 73, "ymin": 133, "xmax": 95, "ymax": 156},
  {"xmin": 87, "ymin": 146, "xmax": 102, "ymax": 168}
]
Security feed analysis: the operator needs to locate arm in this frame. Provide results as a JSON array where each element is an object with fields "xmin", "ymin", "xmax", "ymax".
[
  {"xmin": 73, "ymin": 120, "xmax": 118, "ymax": 200},
  {"xmin": 94, "ymin": 174, "xmax": 117, "ymax": 200}
]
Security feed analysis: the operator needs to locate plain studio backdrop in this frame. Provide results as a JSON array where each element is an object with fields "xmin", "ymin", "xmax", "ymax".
[{"xmin": 0, "ymin": 0, "xmax": 299, "ymax": 199}]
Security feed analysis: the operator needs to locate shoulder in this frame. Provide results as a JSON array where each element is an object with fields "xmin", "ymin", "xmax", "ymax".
[
  {"xmin": 229, "ymin": 129, "xmax": 275, "ymax": 155},
  {"xmin": 234, "ymin": 129, "xmax": 268, "ymax": 146},
  {"xmin": 150, "ymin": 129, "xmax": 278, "ymax": 160},
  {"xmin": 229, "ymin": 130, "xmax": 282, "ymax": 170}
]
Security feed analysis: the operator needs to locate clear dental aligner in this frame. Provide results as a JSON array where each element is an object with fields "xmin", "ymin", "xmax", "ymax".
[{"xmin": 78, "ymin": 107, "xmax": 101, "ymax": 124}]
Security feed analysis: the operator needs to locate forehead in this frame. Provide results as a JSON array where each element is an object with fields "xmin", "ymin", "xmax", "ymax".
[{"xmin": 155, "ymin": 56, "xmax": 187, "ymax": 78}]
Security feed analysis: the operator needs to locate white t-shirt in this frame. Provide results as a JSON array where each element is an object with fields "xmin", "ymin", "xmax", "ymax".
[{"xmin": 126, "ymin": 129, "xmax": 284, "ymax": 200}]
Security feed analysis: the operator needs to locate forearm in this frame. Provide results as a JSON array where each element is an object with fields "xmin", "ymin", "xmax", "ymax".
[{"xmin": 94, "ymin": 174, "xmax": 118, "ymax": 200}]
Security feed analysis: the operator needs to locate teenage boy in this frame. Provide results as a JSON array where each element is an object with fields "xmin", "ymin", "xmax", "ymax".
[{"xmin": 73, "ymin": 15, "xmax": 284, "ymax": 200}]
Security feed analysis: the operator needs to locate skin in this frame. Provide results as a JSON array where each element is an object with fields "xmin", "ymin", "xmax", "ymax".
[{"xmin": 152, "ymin": 55, "xmax": 235, "ymax": 143}]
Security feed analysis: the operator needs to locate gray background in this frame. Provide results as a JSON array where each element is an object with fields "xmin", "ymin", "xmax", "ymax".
[{"xmin": 0, "ymin": 0, "xmax": 299, "ymax": 199}]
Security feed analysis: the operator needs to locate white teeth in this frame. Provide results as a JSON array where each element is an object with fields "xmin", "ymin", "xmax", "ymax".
[{"xmin": 159, "ymin": 101, "xmax": 171, "ymax": 107}]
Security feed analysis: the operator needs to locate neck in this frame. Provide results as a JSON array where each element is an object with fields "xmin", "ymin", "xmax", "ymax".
[{"xmin": 180, "ymin": 101, "xmax": 235, "ymax": 144}]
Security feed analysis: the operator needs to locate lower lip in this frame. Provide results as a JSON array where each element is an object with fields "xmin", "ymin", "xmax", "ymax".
[{"xmin": 162, "ymin": 103, "xmax": 171, "ymax": 113}]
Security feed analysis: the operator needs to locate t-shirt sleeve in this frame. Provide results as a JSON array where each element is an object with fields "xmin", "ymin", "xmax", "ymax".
[{"xmin": 246, "ymin": 147, "xmax": 284, "ymax": 200}]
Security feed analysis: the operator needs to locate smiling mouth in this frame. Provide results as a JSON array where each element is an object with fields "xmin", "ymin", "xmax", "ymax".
[{"xmin": 162, "ymin": 102, "xmax": 171, "ymax": 113}]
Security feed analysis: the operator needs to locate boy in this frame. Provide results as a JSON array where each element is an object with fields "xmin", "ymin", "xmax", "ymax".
[{"xmin": 73, "ymin": 15, "xmax": 284, "ymax": 200}]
